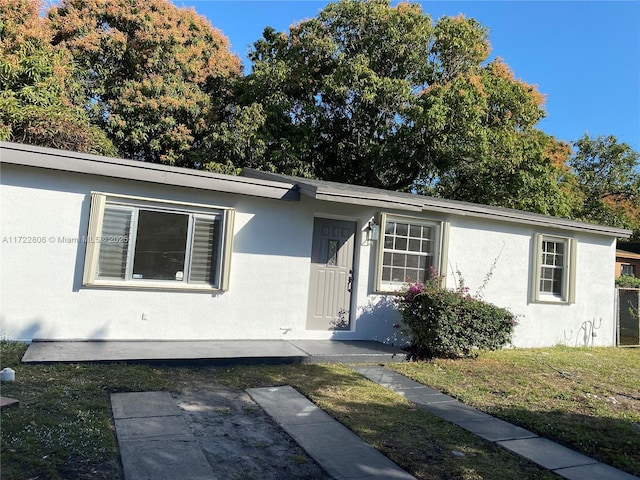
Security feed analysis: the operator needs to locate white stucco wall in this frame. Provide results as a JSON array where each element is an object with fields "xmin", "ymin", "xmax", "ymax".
[
  {"xmin": 0, "ymin": 165, "xmax": 313, "ymax": 341},
  {"xmin": 0, "ymin": 163, "xmax": 618, "ymax": 347},
  {"xmin": 444, "ymin": 217, "xmax": 617, "ymax": 347}
]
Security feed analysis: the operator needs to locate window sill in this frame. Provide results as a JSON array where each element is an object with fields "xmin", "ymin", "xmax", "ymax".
[
  {"xmin": 83, "ymin": 280, "xmax": 222, "ymax": 293},
  {"xmin": 374, "ymin": 284, "xmax": 405, "ymax": 295},
  {"xmin": 531, "ymin": 296, "xmax": 571, "ymax": 305}
]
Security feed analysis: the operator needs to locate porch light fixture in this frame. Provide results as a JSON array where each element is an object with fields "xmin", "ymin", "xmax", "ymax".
[{"xmin": 365, "ymin": 218, "xmax": 380, "ymax": 243}]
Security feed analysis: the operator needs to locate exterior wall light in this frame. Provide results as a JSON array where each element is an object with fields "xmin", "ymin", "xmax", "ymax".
[{"xmin": 365, "ymin": 219, "xmax": 380, "ymax": 243}]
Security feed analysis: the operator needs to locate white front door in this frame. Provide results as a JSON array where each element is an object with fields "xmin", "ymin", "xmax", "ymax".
[{"xmin": 306, "ymin": 218, "xmax": 356, "ymax": 330}]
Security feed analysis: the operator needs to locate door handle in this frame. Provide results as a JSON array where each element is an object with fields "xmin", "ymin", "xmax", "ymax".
[{"xmin": 347, "ymin": 269, "xmax": 353, "ymax": 292}]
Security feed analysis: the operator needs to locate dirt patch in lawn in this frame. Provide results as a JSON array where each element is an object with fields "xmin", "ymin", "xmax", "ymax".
[{"xmin": 174, "ymin": 381, "xmax": 330, "ymax": 480}]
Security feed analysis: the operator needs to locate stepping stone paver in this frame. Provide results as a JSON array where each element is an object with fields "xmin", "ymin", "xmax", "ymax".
[
  {"xmin": 111, "ymin": 391, "xmax": 213, "ymax": 480},
  {"xmin": 350, "ymin": 365, "xmax": 640, "ymax": 480},
  {"xmin": 497, "ymin": 437, "xmax": 598, "ymax": 470},
  {"xmin": 247, "ymin": 385, "xmax": 416, "ymax": 480},
  {"xmin": 554, "ymin": 462, "xmax": 640, "ymax": 480},
  {"xmin": 0, "ymin": 396, "xmax": 19, "ymax": 409}
]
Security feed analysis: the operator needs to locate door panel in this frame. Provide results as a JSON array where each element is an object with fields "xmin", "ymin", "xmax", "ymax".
[{"xmin": 307, "ymin": 218, "xmax": 356, "ymax": 330}]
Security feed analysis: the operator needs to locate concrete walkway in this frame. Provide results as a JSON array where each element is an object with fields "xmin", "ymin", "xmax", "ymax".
[
  {"xmin": 248, "ymin": 386, "xmax": 416, "ymax": 480},
  {"xmin": 22, "ymin": 339, "xmax": 407, "ymax": 364},
  {"xmin": 0, "ymin": 396, "xmax": 19, "ymax": 409},
  {"xmin": 110, "ymin": 367, "xmax": 639, "ymax": 480},
  {"xmin": 353, "ymin": 366, "xmax": 639, "ymax": 480},
  {"xmin": 111, "ymin": 391, "xmax": 213, "ymax": 480},
  {"xmin": 112, "ymin": 388, "xmax": 415, "ymax": 480}
]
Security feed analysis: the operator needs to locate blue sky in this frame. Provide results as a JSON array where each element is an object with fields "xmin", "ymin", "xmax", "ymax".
[{"xmin": 174, "ymin": 1, "xmax": 639, "ymax": 153}]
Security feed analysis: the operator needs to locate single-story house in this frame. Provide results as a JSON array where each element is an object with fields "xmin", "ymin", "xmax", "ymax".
[
  {"xmin": 0, "ymin": 141, "xmax": 632, "ymax": 347},
  {"xmin": 616, "ymin": 243, "xmax": 640, "ymax": 278}
]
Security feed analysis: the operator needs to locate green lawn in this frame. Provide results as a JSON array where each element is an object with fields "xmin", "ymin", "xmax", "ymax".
[
  {"xmin": 1, "ymin": 342, "xmax": 638, "ymax": 479},
  {"xmin": 390, "ymin": 346, "xmax": 640, "ymax": 476}
]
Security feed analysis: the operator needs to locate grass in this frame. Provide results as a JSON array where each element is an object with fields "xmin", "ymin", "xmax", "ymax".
[
  {"xmin": 1, "ymin": 342, "xmax": 638, "ymax": 479},
  {"xmin": 390, "ymin": 346, "xmax": 640, "ymax": 476}
]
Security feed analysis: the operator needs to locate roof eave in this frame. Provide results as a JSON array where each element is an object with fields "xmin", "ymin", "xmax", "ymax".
[
  {"xmin": 420, "ymin": 199, "xmax": 632, "ymax": 238},
  {"xmin": 1, "ymin": 142, "xmax": 299, "ymax": 201},
  {"xmin": 242, "ymin": 168, "xmax": 631, "ymax": 238},
  {"xmin": 616, "ymin": 250, "xmax": 640, "ymax": 260}
]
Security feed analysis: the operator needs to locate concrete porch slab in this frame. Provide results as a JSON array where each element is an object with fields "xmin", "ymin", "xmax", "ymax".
[
  {"xmin": 289, "ymin": 340, "xmax": 408, "ymax": 364},
  {"xmin": 22, "ymin": 339, "xmax": 408, "ymax": 365}
]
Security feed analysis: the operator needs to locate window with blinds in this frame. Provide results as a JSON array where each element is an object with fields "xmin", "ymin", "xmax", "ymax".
[
  {"xmin": 83, "ymin": 193, "xmax": 234, "ymax": 291},
  {"xmin": 97, "ymin": 206, "xmax": 131, "ymax": 280}
]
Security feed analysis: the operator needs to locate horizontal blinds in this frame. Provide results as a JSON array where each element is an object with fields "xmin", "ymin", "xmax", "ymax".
[
  {"xmin": 97, "ymin": 207, "xmax": 132, "ymax": 279},
  {"xmin": 189, "ymin": 216, "xmax": 220, "ymax": 285}
]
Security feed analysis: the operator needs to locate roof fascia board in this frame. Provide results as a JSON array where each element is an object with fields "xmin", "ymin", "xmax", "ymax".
[
  {"xmin": 1, "ymin": 142, "xmax": 299, "ymax": 201},
  {"xmin": 241, "ymin": 167, "xmax": 631, "ymax": 238},
  {"xmin": 616, "ymin": 250, "xmax": 640, "ymax": 260},
  {"xmin": 314, "ymin": 192, "xmax": 423, "ymax": 212},
  {"xmin": 422, "ymin": 200, "xmax": 631, "ymax": 237},
  {"xmin": 241, "ymin": 167, "xmax": 317, "ymax": 198},
  {"xmin": 242, "ymin": 168, "xmax": 424, "ymax": 210}
]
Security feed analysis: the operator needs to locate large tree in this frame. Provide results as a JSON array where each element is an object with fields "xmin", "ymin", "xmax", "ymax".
[
  {"xmin": 0, "ymin": 0, "xmax": 115, "ymax": 154},
  {"xmin": 243, "ymin": 0, "xmax": 434, "ymax": 188},
  {"xmin": 569, "ymin": 134, "xmax": 640, "ymax": 238},
  {"xmin": 240, "ymin": 0, "xmax": 576, "ymax": 216},
  {"xmin": 413, "ymin": 56, "xmax": 577, "ymax": 217},
  {"xmin": 48, "ymin": 0, "xmax": 242, "ymax": 166}
]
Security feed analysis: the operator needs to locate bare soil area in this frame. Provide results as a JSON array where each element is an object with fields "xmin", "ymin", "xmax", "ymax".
[{"xmin": 174, "ymin": 381, "xmax": 331, "ymax": 480}]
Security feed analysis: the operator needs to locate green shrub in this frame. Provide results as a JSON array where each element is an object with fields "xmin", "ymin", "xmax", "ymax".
[
  {"xmin": 395, "ymin": 279, "xmax": 516, "ymax": 358},
  {"xmin": 615, "ymin": 275, "xmax": 640, "ymax": 288}
]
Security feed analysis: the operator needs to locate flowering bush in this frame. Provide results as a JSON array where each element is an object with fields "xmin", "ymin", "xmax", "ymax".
[{"xmin": 394, "ymin": 276, "xmax": 517, "ymax": 358}]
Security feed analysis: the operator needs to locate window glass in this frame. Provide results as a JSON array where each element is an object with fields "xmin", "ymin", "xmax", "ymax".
[
  {"xmin": 327, "ymin": 239, "xmax": 339, "ymax": 266},
  {"xmin": 133, "ymin": 210, "xmax": 188, "ymax": 280},
  {"xmin": 85, "ymin": 193, "xmax": 232, "ymax": 290},
  {"xmin": 540, "ymin": 240, "xmax": 565, "ymax": 296},
  {"xmin": 532, "ymin": 234, "xmax": 575, "ymax": 303},
  {"xmin": 379, "ymin": 216, "xmax": 438, "ymax": 288},
  {"xmin": 621, "ymin": 264, "xmax": 634, "ymax": 276}
]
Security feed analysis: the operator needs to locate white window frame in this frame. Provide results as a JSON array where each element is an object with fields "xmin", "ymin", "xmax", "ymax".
[
  {"xmin": 531, "ymin": 233, "xmax": 576, "ymax": 304},
  {"xmin": 621, "ymin": 264, "xmax": 634, "ymax": 277},
  {"xmin": 374, "ymin": 212, "xmax": 449, "ymax": 293},
  {"xmin": 83, "ymin": 192, "xmax": 234, "ymax": 291}
]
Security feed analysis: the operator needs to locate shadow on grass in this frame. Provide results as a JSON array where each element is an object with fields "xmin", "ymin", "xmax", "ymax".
[
  {"xmin": 210, "ymin": 363, "xmax": 559, "ymax": 480},
  {"xmin": 6, "ymin": 355, "xmax": 632, "ymax": 480}
]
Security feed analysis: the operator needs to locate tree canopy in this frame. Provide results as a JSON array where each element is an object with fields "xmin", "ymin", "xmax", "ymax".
[
  {"xmin": 48, "ymin": 0, "xmax": 242, "ymax": 166},
  {"xmin": 239, "ymin": 0, "xmax": 435, "ymax": 185},
  {"xmin": 238, "ymin": 0, "xmax": 581, "ymax": 219},
  {"xmin": 2, "ymin": 0, "xmax": 637, "ymax": 234},
  {"xmin": 569, "ymin": 134, "xmax": 640, "ymax": 238},
  {"xmin": 0, "ymin": 0, "xmax": 115, "ymax": 154}
]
